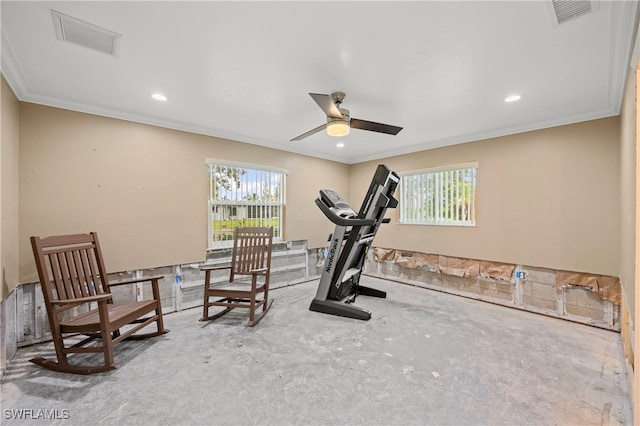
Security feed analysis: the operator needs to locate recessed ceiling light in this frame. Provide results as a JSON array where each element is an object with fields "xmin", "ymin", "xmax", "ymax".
[
  {"xmin": 151, "ymin": 93, "xmax": 167, "ymax": 101},
  {"xmin": 504, "ymin": 94, "xmax": 521, "ymax": 103},
  {"xmin": 336, "ymin": 142, "xmax": 345, "ymax": 148}
]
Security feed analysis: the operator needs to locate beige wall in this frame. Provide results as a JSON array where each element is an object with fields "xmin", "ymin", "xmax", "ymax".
[
  {"xmin": 635, "ymin": 66, "xmax": 640, "ymax": 420},
  {"xmin": 1, "ymin": 77, "xmax": 20, "ymax": 300},
  {"xmin": 13, "ymin": 96, "xmax": 626, "ymax": 282},
  {"xmin": 351, "ymin": 117, "xmax": 621, "ymax": 276},
  {"xmin": 18, "ymin": 103, "xmax": 348, "ymax": 283},
  {"xmin": 620, "ymin": 67, "xmax": 637, "ymax": 319}
]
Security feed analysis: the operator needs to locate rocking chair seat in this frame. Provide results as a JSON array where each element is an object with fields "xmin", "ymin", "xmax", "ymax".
[
  {"xmin": 210, "ymin": 279, "xmax": 268, "ymax": 293},
  {"xmin": 60, "ymin": 300, "xmax": 158, "ymax": 333}
]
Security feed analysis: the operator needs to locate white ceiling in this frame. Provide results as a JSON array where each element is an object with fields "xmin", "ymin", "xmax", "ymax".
[{"xmin": 2, "ymin": 1, "xmax": 638, "ymax": 164}]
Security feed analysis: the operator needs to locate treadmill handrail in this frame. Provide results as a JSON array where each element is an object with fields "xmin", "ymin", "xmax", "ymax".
[{"xmin": 315, "ymin": 198, "xmax": 376, "ymax": 227}]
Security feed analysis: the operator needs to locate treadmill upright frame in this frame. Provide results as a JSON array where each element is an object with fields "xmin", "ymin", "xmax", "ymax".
[{"xmin": 310, "ymin": 164, "xmax": 399, "ymax": 320}]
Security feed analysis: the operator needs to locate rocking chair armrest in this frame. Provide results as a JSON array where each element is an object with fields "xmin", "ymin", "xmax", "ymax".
[
  {"xmin": 109, "ymin": 275, "xmax": 164, "ymax": 287},
  {"xmin": 200, "ymin": 265, "xmax": 232, "ymax": 272},
  {"xmin": 50, "ymin": 294, "xmax": 112, "ymax": 306},
  {"xmin": 108, "ymin": 275, "xmax": 164, "ymax": 303},
  {"xmin": 249, "ymin": 267, "xmax": 269, "ymax": 291}
]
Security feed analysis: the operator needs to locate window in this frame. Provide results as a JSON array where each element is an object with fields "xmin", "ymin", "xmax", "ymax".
[
  {"xmin": 399, "ymin": 162, "xmax": 477, "ymax": 226},
  {"xmin": 207, "ymin": 159, "xmax": 286, "ymax": 247}
]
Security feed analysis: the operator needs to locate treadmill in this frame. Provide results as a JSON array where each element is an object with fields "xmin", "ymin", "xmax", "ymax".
[{"xmin": 309, "ymin": 164, "xmax": 399, "ymax": 320}]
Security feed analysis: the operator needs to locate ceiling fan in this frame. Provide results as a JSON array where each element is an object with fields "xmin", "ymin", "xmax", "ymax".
[{"xmin": 290, "ymin": 92, "xmax": 403, "ymax": 141}]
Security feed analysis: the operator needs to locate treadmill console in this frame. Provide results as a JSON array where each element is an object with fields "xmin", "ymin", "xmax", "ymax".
[{"xmin": 319, "ymin": 189, "xmax": 356, "ymax": 219}]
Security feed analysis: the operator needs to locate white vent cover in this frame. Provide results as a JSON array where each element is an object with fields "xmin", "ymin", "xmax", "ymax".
[
  {"xmin": 51, "ymin": 10, "xmax": 120, "ymax": 56},
  {"xmin": 551, "ymin": 0, "xmax": 594, "ymax": 25}
]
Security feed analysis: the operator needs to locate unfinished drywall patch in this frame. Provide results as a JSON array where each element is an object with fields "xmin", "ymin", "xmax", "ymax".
[
  {"xmin": 380, "ymin": 250, "xmax": 516, "ymax": 282},
  {"xmin": 556, "ymin": 270, "xmax": 621, "ymax": 304},
  {"xmin": 366, "ymin": 247, "xmax": 621, "ymax": 330}
]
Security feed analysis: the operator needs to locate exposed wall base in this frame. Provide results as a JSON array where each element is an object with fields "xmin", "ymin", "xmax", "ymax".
[
  {"xmin": 620, "ymin": 291, "xmax": 635, "ymax": 408},
  {"xmin": 0, "ymin": 288, "xmax": 18, "ymax": 379},
  {"xmin": 364, "ymin": 248, "xmax": 621, "ymax": 331}
]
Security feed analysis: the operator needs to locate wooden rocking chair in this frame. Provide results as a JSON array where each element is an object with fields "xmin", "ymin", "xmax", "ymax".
[
  {"xmin": 200, "ymin": 227, "xmax": 274, "ymax": 326},
  {"xmin": 30, "ymin": 232, "xmax": 169, "ymax": 374}
]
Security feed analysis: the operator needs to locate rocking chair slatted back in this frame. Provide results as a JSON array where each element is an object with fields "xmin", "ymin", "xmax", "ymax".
[
  {"xmin": 231, "ymin": 228, "xmax": 271, "ymax": 279},
  {"xmin": 33, "ymin": 233, "xmax": 111, "ymax": 313}
]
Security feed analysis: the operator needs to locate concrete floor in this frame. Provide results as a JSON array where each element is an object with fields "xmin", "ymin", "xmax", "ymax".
[{"xmin": 1, "ymin": 277, "xmax": 632, "ymax": 425}]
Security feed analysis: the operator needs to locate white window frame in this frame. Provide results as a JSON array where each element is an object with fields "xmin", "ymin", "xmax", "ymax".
[
  {"xmin": 206, "ymin": 159, "xmax": 287, "ymax": 248},
  {"xmin": 398, "ymin": 162, "xmax": 477, "ymax": 226}
]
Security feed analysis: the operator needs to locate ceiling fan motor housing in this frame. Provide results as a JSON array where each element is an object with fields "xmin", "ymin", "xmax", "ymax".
[
  {"xmin": 330, "ymin": 92, "xmax": 346, "ymax": 105},
  {"xmin": 327, "ymin": 108, "xmax": 350, "ymax": 125}
]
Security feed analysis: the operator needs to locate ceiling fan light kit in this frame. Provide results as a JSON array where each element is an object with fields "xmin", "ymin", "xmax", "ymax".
[
  {"xmin": 327, "ymin": 119, "xmax": 350, "ymax": 137},
  {"xmin": 291, "ymin": 92, "xmax": 403, "ymax": 141}
]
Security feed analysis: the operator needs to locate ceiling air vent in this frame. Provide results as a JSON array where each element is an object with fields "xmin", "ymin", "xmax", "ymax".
[
  {"xmin": 51, "ymin": 10, "xmax": 120, "ymax": 56},
  {"xmin": 551, "ymin": 0, "xmax": 593, "ymax": 25}
]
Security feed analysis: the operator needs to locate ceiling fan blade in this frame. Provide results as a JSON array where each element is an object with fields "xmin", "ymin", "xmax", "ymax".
[
  {"xmin": 350, "ymin": 118, "xmax": 403, "ymax": 135},
  {"xmin": 309, "ymin": 93, "xmax": 343, "ymax": 119},
  {"xmin": 290, "ymin": 123, "xmax": 327, "ymax": 141}
]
